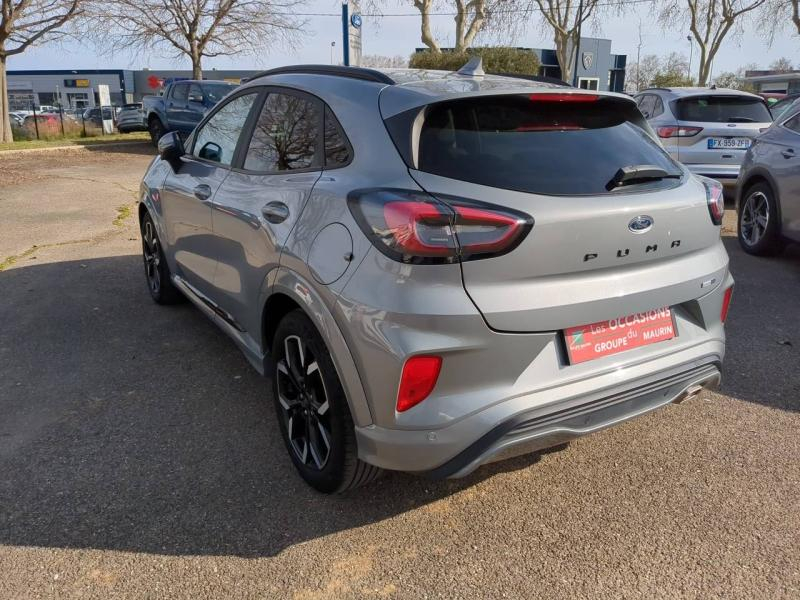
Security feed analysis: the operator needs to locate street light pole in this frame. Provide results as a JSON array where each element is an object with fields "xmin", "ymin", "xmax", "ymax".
[
  {"xmin": 687, "ymin": 35, "xmax": 693, "ymax": 84},
  {"xmin": 573, "ymin": 0, "xmax": 584, "ymax": 87}
]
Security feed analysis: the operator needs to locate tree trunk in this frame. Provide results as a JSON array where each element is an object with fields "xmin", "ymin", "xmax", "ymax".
[
  {"xmin": 697, "ymin": 45, "xmax": 710, "ymax": 86},
  {"xmin": 192, "ymin": 54, "xmax": 203, "ymax": 80},
  {"xmin": 416, "ymin": 0, "xmax": 441, "ymax": 52},
  {"xmin": 554, "ymin": 31, "xmax": 574, "ymax": 84},
  {"xmin": 0, "ymin": 53, "xmax": 12, "ymax": 143}
]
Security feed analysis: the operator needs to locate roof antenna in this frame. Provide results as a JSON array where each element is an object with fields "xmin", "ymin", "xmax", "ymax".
[{"xmin": 457, "ymin": 56, "xmax": 485, "ymax": 78}]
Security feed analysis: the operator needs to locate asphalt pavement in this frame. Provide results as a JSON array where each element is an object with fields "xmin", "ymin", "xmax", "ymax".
[{"xmin": 0, "ymin": 147, "xmax": 798, "ymax": 599}]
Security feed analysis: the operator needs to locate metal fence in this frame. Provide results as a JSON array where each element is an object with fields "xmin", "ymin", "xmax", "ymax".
[{"xmin": 10, "ymin": 104, "xmax": 122, "ymax": 141}]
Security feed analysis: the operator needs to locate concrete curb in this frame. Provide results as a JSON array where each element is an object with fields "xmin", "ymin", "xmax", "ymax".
[{"xmin": 0, "ymin": 140, "xmax": 152, "ymax": 158}]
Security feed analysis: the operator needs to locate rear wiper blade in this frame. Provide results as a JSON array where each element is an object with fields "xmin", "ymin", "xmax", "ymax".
[{"xmin": 606, "ymin": 165, "xmax": 681, "ymax": 191}]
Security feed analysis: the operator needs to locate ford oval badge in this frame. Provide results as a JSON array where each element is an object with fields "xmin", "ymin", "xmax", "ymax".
[{"xmin": 628, "ymin": 215, "xmax": 654, "ymax": 233}]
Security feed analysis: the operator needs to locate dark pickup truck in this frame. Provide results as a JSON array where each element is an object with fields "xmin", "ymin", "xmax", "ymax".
[{"xmin": 143, "ymin": 80, "xmax": 237, "ymax": 145}]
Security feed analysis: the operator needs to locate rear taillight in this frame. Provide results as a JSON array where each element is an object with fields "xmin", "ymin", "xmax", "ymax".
[
  {"xmin": 698, "ymin": 176, "xmax": 725, "ymax": 225},
  {"xmin": 397, "ymin": 355, "xmax": 442, "ymax": 412},
  {"xmin": 657, "ymin": 126, "xmax": 703, "ymax": 138},
  {"xmin": 721, "ymin": 286, "xmax": 733, "ymax": 323},
  {"xmin": 348, "ymin": 189, "xmax": 533, "ymax": 264}
]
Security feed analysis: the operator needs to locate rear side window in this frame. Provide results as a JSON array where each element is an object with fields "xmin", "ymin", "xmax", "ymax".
[
  {"xmin": 411, "ymin": 95, "xmax": 681, "ymax": 196},
  {"xmin": 244, "ymin": 92, "xmax": 320, "ymax": 172},
  {"xmin": 171, "ymin": 84, "xmax": 188, "ymax": 102},
  {"xmin": 324, "ymin": 106, "xmax": 351, "ymax": 167},
  {"xmin": 675, "ymin": 95, "xmax": 771, "ymax": 123}
]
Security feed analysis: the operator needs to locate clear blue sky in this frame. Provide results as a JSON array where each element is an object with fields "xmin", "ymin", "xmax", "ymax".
[{"xmin": 8, "ymin": 0, "xmax": 799, "ymax": 75}]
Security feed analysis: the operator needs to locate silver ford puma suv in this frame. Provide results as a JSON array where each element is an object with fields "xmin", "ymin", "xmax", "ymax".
[{"xmin": 138, "ymin": 64, "xmax": 733, "ymax": 493}]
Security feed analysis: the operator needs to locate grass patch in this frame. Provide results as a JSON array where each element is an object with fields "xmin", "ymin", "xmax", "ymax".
[
  {"xmin": 0, "ymin": 132, "xmax": 149, "ymax": 152},
  {"xmin": 0, "ymin": 246, "xmax": 38, "ymax": 271},
  {"xmin": 113, "ymin": 204, "xmax": 134, "ymax": 227}
]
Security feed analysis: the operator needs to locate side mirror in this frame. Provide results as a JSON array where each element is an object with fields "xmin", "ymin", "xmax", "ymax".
[
  {"xmin": 198, "ymin": 141, "xmax": 222, "ymax": 163},
  {"xmin": 158, "ymin": 131, "xmax": 185, "ymax": 172}
]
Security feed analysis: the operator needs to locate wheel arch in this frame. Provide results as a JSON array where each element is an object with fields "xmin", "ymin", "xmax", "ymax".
[
  {"xmin": 738, "ymin": 168, "xmax": 782, "ymax": 224},
  {"xmin": 262, "ymin": 269, "xmax": 374, "ymax": 428}
]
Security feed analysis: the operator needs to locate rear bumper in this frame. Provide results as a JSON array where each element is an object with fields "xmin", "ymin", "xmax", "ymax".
[{"xmin": 423, "ymin": 358, "xmax": 720, "ymax": 478}]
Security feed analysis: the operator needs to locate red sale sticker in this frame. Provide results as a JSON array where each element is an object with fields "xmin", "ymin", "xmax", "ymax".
[{"xmin": 564, "ymin": 307, "xmax": 676, "ymax": 365}]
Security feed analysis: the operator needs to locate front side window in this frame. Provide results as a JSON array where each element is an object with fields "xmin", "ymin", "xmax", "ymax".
[
  {"xmin": 637, "ymin": 95, "xmax": 656, "ymax": 119},
  {"xmin": 244, "ymin": 92, "xmax": 320, "ymax": 172},
  {"xmin": 784, "ymin": 112, "xmax": 800, "ymax": 134},
  {"xmin": 192, "ymin": 93, "xmax": 258, "ymax": 166}
]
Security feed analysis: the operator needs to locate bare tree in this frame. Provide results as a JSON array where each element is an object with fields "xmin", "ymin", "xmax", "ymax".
[
  {"xmin": 769, "ymin": 56, "xmax": 794, "ymax": 72},
  {"xmin": 659, "ymin": 0, "xmax": 768, "ymax": 86},
  {"xmin": 626, "ymin": 54, "xmax": 661, "ymax": 92},
  {"xmin": 0, "ymin": 0, "xmax": 85, "ymax": 142},
  {"xmin": 529, "ymin": 0, "xmax": 602, "ymax": 84},
  {"xmin": 412, "ymin": 0, "xmax": 514, "ymax": 53},
  {"xmin": 92, "ymin": 0, "xmax": 306, "ymax": 80}
]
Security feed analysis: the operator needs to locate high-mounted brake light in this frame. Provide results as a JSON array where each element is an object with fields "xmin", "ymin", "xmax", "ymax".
[
  {"xmin": 698, "ymin": 176, "xmax": 725, "ymax": 226},
  {"xmin": 720, "ymin": 286, "xmax": 734, "ymax": 323},
  {"xmin": 397, "ymin": 356, "xmax": 442, "ymax": 412},
  {"xmin": 347, "ymin": 189, "xmax": 533, "ymax": 264},
  {"xmin": 657, "ymin": 126, "xmax": 703, "ymax": 138},
  {"xmin": 529, "ymin": 93, "xmax": 599, "ymax": 103}
]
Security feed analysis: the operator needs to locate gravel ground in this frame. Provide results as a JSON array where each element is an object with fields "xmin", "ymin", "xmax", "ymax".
[{"xmin": 0, "ymin": 149, "xmax": 798, "ymax": 599}]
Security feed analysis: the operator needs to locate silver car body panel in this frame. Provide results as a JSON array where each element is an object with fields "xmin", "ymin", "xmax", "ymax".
[
  {"xmin": 139, "ymin": 69, "xmax": 732, "ymax": 477},
  {"xmin": 736, "ymin": 105, "xmax": 800, "ymax": 243}
]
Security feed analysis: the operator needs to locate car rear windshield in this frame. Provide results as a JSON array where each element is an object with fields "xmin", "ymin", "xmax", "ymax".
[
  {"xmin": 122, "ymin": 103, "xmax": 142, "ymax": 109},
  {"xmin": 675, "ymin": 95, "xmax": 771, "ymax": 123},
  {"xmin": 405, "ymin": 94, "xmax": 681, "ymax": 196}
]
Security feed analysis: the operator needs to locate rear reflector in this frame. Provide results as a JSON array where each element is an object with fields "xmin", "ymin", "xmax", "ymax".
[
  {"xmin": 721, "ymin": 286, "xmax": 733, "ymax": 323},
  {"xmin": 529, "ymin": 93, "xmax": 599, "ymax": 103},
  {"xmin": 657, "ymin": 126, "xmax": 703, "ymax": 138},
  {"xmin": 397, "ymin": 356, "xmax": 442, "ymax": 412}
]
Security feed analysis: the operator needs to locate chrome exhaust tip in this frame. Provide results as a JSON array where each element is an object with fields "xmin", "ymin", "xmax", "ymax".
[{"xmin": 673, "ymin": 383, "xmax": 705, "ymax": 405}]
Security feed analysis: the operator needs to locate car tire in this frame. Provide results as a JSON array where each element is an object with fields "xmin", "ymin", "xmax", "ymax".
[
  {"xmin": 738, "ymin": 182, "xmax": 784, "ymax": 256},
  {"xmin": 148, "ymin": 118, "xmax": 165, "ymax": 147},
  {"xmin": 140, "ymin": 212, "xmax": 183, "ymax": 304},
  {"xmin": 271, "ymin": 309, "xmax": 382, "ymax": 493}
]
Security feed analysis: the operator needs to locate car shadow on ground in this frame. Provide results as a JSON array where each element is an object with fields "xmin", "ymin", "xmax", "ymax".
[
  {"xmin": 0, "ymin": 240, "xmax": 796, "ymax": 559},
  {"xmin": 0, "ymin": 254, "xmax": 555, "ymax": 558},
  {"xmin": 719, "ymin": 237, "xmax": 799, "ymax": 413}
]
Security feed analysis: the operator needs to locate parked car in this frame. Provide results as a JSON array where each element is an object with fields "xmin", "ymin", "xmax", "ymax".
[
  {"xmin": 82, "ymin": 106, "xmax": 114, "ymax": 127},
  {"xmin": 768, "ymin": 94, "xmax": 800, "ymax": 121},
  {"xmin": 115, "ymin": 102, "xmax": 147, "ymax": 133},
  {"xmin": 138, "ymin": 65, "xmax": 733, "ymax": 493},
  {"xmin": 635, "ymin": 87, "xmax": 773, "ymax": 193},
  {"xmin": 8, "ymin": 112, "xmax": 25, "ymax": 126},
  {"xmin": 736, "ymin": 100, "xmax": 800, "ymax": 255},
  {"xmin": 142, "ymin": 80, "xmax": 237, "ymax": 145}
]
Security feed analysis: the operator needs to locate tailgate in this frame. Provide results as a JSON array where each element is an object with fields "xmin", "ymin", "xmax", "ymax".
[{"xmin": 412, "ymin": 171, "xmax": 727, "ymax": 332}]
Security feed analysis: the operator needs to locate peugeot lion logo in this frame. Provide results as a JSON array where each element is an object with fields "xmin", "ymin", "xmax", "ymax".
[{"xmin": 628, "ymin": 215, "xmax": 654, "ymax": 233}]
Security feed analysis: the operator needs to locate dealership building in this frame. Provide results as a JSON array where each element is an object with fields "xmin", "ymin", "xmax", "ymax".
[
  {"xmin": 5, "ymin": 68, "xmax": 257, "ymax": 110},
  {"xmin": 7, "ymin": 38, "xmax": 626, "ymax": 110}
]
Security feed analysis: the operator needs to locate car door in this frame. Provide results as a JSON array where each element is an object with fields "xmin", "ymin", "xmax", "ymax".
[
  {"xmin": 166, "ymin": 83, "xmax": 189, "ymax": 131},
  {"xmin": 160, "ymin": 91, "xmax": 261, "ymax": 299},
  {"xmin": 209, "ymin": 88, "xmax": 323, "ymax": 341},
  {"xmin": 186, "ymin": 83, "xmax": 206, "ymax": 133},
  {"xmin": 772, "ymin": 111, "xmax": 800, "ymax": 241}
]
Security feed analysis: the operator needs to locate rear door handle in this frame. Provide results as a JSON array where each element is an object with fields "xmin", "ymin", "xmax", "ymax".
[
  {"xmin": 193, "ymin": 184, "xmax": 212, "ymax": 201},
  {"xmin": 782, "ymin": 148, "xmax": 796, "ymax": 159},
  {"xmin": 261, "ymin": 201, "xmax": 290, "ymax": 224}
]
